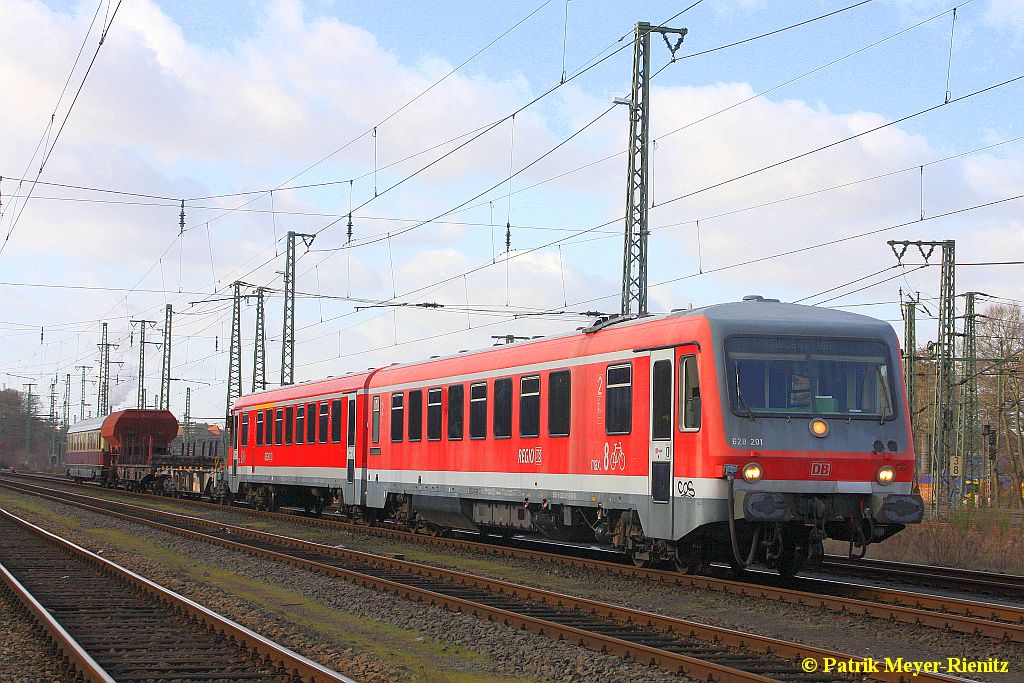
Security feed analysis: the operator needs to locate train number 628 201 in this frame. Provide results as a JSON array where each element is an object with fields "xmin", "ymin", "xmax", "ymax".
[{"xmin": 730, "ymin": 436, "xmax": 764, "ymax": 447}]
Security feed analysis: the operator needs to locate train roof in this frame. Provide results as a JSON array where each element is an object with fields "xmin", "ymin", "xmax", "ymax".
[
  {"xmin": 67, "ymin": 414, "xmax": 107, "ymax": 434},
  {"xmin": 66, "ymin": 410, "xmax": 179, "ymax": 443},
  {"xmin": 232, "ymin": 297, "xmax": 898, "ymax": 408}
]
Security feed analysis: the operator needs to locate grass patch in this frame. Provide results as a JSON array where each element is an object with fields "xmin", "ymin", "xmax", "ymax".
[
  {"xmin": 827, "ymin": 508, "xmax": 1024, "ymax": 574},
  {"xmin": 1, "ymin": 493, "xmax": 535, "ymax": 683}
]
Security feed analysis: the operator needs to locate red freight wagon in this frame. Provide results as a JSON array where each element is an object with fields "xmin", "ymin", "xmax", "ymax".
[{"xmin": 226, "ymin": 298, "xmax": 924, "ymax": 576}]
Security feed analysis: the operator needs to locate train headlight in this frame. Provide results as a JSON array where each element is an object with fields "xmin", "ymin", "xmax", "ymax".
[
  {"xmin": 742, "ymin": 463, "xmax": 763, "ymax": 483},
  {"xmin": 877, "ymin": 465, "xmax": 895, "ymax": 485},
  {"xmin": 809, "ymin": 418, "xmax": 829, "ymax": 438}
]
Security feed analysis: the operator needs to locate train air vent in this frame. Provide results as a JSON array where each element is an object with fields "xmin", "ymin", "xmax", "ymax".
[{"xmin": 742, "ymin": 295, "xmax": 780, "ymax": 303}]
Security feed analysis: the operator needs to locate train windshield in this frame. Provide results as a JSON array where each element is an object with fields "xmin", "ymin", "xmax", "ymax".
[{"xmin": 725, "ymin": 336, "xmax": 895, "ymax": 419}]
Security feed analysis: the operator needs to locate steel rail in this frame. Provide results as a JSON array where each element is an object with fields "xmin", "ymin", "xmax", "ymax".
[
  {"xmin": 7, "ymin": 473, "xmax": 1023, "ymax": 638},
  {"xmin": 0, "ymin": 480, "xmax": 974, "ymax": 683},
  {"xmin": 0, "ymin": 506, "xmax": 356, "ymax": 683},
  {"xmin": 822, "ymin": 555, "xmax": 1024, "ymax": 593}
]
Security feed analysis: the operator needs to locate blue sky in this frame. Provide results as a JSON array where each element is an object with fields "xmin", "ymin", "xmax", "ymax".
[{"xmin": 3, "ymin": 0, "xmax": 1022, "ymax": 422}]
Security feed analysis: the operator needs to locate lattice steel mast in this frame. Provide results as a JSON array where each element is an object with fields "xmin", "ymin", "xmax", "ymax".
[
  {"xmin": 130, "ymin": 319, "xmax": 158, "ymax": 410},
  {"xmin": 225, "ymin": 281, "xmax": 243, "ymax": 442},
  {"xmin": 96, "ymin": 322, "xmax": 116, "ymax": 416},
  {"xmin": 252, "ymin": 286, "xmax": 267, "ymax": 392},
  {"xmin": 281, "ymin": 231, "xmax": 315, "ymax": 386},
  {"xmin": 889, "ymin": 240, "xmax": 956, "ymax": 511},
  {"xmin": 159, "ymin": 304, "xmax": 172, "ymax": 410},
  {"xmin": 75, "ymin": 365, "xmax": 90, "ymax": 421},
  {"xmin": 620, "ymin": 22, "xmax": 686, "ymax": 318}
]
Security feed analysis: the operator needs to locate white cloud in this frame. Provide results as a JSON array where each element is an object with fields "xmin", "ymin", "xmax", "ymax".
[{"xmin": 1, "ymin": 0, "xmax": 1022, "ymax": 419}]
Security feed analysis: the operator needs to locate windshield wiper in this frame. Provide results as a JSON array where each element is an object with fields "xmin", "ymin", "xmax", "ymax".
[
  {"xmin": 734, "ymin": 367, "xmax": 755, "ymax": 421},
  {"xmin": 876, "ymin": 366, "xmax": 893, "ymax": 424}
]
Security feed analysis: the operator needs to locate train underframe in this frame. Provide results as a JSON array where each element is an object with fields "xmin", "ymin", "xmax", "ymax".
[{"xmin": 219, "ymin": 481, "xmax": 920, "ymax": 577}]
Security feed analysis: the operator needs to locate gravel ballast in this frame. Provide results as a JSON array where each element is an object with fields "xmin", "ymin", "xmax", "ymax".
[
  {"xmin": 0, "ymin": 490, "xmax": 687, "ymax": 683},
  {"xmin": 7, "ymin": 480, "xmax": 1024, "ymax": 681}
]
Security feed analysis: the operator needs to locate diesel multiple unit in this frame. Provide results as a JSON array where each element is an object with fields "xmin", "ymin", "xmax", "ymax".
[{"xmin": 221, "ymin": 297, "xmax": 923, "ymax": 575}]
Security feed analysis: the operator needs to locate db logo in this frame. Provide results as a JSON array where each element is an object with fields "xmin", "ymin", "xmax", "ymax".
[{"xmin": 810, "ymin": 462, "xmax": 832, "ymax": 478}]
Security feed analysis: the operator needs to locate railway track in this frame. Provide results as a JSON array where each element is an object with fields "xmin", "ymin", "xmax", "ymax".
[
  {"xmin": 7, "ymin": 472, "xmax": 1024, "ymax": 647},
  {"xmin": 0, "ymin": 506, "xmax": 354, "ymax": 683},
  {"xmin": 0, "ymin": 479, "xmax": 974, "ymax": 683},
  {"xmin": 820, "ymin": 555, "xmax": 1024, "ymax": 594}
]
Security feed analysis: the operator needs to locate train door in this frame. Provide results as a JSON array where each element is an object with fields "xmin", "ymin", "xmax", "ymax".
[
  {"xmin": 345, "ymin": 393, "xmax": 356, "ymax": 483},
  {"xmin": 648, "ymin": 348, "xmax": 675, "ymax": 539},
  {"xmin": 342, "ymin": 392, "xmax": 359, "ymax": 504}
]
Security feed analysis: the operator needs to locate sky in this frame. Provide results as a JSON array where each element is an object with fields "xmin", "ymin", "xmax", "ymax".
[{"xmin": 1, "ymin": 0, "xmax": 1022, "ymax": 424}]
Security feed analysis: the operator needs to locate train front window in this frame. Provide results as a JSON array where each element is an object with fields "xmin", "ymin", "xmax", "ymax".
[{"xmin": 725, "ymin": 336, "xmax": 895, "ymax": 419}]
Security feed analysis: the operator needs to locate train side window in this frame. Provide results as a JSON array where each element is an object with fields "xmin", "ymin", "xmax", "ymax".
[
  {"xmin": 264, "ymin": 409, "xmax": 273, "ymax": 446},
  {"xmin": 448, "ymin": 385, "xmax": 464, "ymax": 440},
  {"xmin": 255, "ymin": 412, "xmax": 264, "ymax": 446},
  {"xmin": 372, "ymin": 395, "xmax": 381, "ymax": 444},
  {"xmin": 347, "ymin": 397, "xmax": 356, "ymax": 447},
  {"xmin": 679, "ymin": 354, "xmax": 702, "ymax": 431},
  {"xmin": 494, "ymin": 378, "xmax": 512, "ymax": 439},
  {"xmin": 519, "ymin": 375, "xmax": 540, "ymax": 438},
  {"xmin": 318, "ymin": 402, "xmax": 329, "ymax": 444},
  {"xmin": 241, "ymin": 413, "xmax": 249, "ymax": 447},
  {"xmin": 606, "ymin": 363, "xmax": 632, "ymax": 435},
  {"xmin": 469, "ymin": 382, "xmax": 487, "ymax": 439},
  {"xmin": 408, "ymin": 390, "xmax": 423, "ymax": 442},
  {"xmin": 331, "ymin": 399, "xmax": 342, "ymax": 443},
  {"xmin": 548, "ymin": 370, "xmax": 571, "ymax": 437},
  {"xmin": 391, "ymin": 393, "xmax": 405, "ymax": 442},
  {"xmin": 427, "ymin": 388, "xmax": 442, "ymax": 441},
  {"xmin": 274, "ymin": 408, "xmax": 284, "ymax": 445},
  {"xmin": 306, "ymin": 402, "xmax": 316, "ymax": 443},
  {"xmin": 296, "ymin": 405, "xmax": 305, "ymax": 445},
  {"xmin": 652, "ymin": 359, "xmax": 672, "ymax": 440},
  {"xmin": 285, "ymin": 406, "xmax": 294, "ymax": 445}
]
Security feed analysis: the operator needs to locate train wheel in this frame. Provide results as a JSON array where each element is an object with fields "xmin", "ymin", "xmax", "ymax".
[
  {"xmin": 728, "ymin": 560, "xmax": 749, "ymax": 579},
  {"xmin": 775, "ymin": 542, "xmax": 806, "ymax": 579},
  {"xmin": 673, "ymin": 540, "xmax": 705, "ymax": 575},
  {"xmin": 630, "ymin": 550, "xmax": 652, "ymax": 569}
]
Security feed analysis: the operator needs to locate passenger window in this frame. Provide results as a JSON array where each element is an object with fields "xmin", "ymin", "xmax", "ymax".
[
  {"xmin": 296, "ymin": 405, "xmax": 305, "ymax": 445},
  {"xmin": 548, "ymin": 370, "xmax": 570, "ymax": 437},
  {"xmin": 519, "ymin": 376, "xmax": 540, "ymax": 438},
  {"xmin": 494, "ymin": 378, "xmax": 512, "ymax": 439},
  {"xmin": 306, "ymin": 402, "xmax": 316, "ymax": 443},
  {"xmin": 652, "ymin": 359, "xmax": 672, "ymax": 440},
  {"xmin": 274, "ymin": 408, "xmax": 283, "ymax": 446},
  {"xmin": 285, "ymin": 406, "xmax": 294, "ymax": 445},
  {"xmin": 448, "ymin": 385, "xmax": 464, "ymax": 440},
  {"xmin": 408, "ymin": 390, "xmax": 423, "ymax": 442},
  {"xmin": 679, "ymin": 354, "xmax": 702, "ymax": 431},
  {"xmin": 264, "ymin": 409, "xmax": 272, "ymax": 446},
  {"xmin": 331, "ymin": 399, "xmax": 342, "ymax": 443},
  {"xmin": 605, "ymin": 364, "xmax": 632, "ymax": 435},
  {"xmin": 427, "ymin": 388, "xmax": 442, "ymax": 441},
  {"xmin": 318, "ymin": 402, "xmax": 329, "ymax": 444},
  {"xmin": 372, "ymin": 395, "xmax": 381, "ymax": 444},
  {"xmin": 469, "ymin": 382, "xmax": 487, "ymax": 439},
  {"xmin": 391, "ymin": 393, "xmax": 404, "ymax": 442}
]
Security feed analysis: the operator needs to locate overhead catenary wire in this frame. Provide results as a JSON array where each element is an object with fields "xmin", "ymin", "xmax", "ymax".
[{"xmin": 0, "ymin": 0, "xmax": 124, "ymax": 258}]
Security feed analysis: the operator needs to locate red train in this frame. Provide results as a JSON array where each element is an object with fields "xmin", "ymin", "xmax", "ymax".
[
  {"xmin": 66, "ymin": 409, "xmax": 217, "ymax": 495},
  {"xmin": 224, "ymin": 297, "xmax": 924, "ymax": 576}
]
